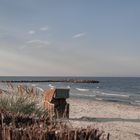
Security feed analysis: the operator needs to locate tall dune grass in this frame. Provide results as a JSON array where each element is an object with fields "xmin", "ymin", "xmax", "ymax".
[{"xmin": 0, "ymin": 84, "xmax": 47, "ymax": 117}]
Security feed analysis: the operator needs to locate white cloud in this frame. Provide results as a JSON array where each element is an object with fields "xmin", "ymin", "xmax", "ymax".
[
  {"xmin": 72, "ymin": 32, "xmax": 86, "ymax": 38},
  {"xmin": 20, "ymin": 39, "xmax": 50, "ymax": 50},
  {"xmin": 40, "ymin": 26, "xmax": 49, "ymax": 31},
  {"xmin": 28, "ymin": 26, "xmax": 49, "ymax": 35},
  {"xmin": 28, "ymin": 30, "xmax": 36, "ymax": 34},
  {"xmin": 27, "ymin": 39, "xmax": 50, "ymax": 45}
]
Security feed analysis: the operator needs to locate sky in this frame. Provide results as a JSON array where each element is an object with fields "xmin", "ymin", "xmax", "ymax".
[{"xmin": 0, "ymin": 0, "xmax": 140, "ymax": 77}]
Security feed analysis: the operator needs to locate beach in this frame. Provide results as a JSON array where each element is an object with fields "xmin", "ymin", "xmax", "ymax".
[{"xmin": 68, "ymin": 98, "xmax": 140, "ymax": 140}]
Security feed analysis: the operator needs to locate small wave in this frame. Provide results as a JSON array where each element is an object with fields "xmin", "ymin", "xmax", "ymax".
[
  {"xmin": 36, "ymin": 87, "xmax": 44, "ymax": 92},
  {"xmin": 101, "ymin": 92, "xmax": 129, "ymax": 98},
  {"xmin": 88, "ymin": 94, "xmax": 96, "ymax": 97},
  {"xmin": 76, "ymin": 88, "xmax": 89, "ymax": 92},
  {"xmin": 135, "ymin": 100, "xmax": 140, "ymax": 103},
  {"xmin": 67, "ymin": 86, "xmax": 71, "ymax": 89},
  {"xmin": 93, "ymin": 91, "xmax": 100, "ymax": 94},
  {"xmin": 70, "ymin": 93, "xmax": 96, "ymax": 98},
  {"xmin": 31, "ymin": 84, "xmax": 36, "ymax": 87},
  {"xmin": 95, "ymin": 98, "xmax": 103, "ymax": 101},
  {"xmin": 48, "ymin": 84, "xmax": 54, "ymax": 88},
  {"xmin": 80, "ymin": 94, "xmax": 96, "ymax": 97},
  {"xmin": 130, "ymin": 101, "xmax": 140, "ymax": 106}
]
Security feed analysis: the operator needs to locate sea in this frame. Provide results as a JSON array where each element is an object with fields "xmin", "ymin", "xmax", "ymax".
[{"xmin": 0, "ymin": 76, "xmax": 140, "ymax": 106}]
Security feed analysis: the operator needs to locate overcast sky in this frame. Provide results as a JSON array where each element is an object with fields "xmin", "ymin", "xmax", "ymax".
[{"xmin": 0, "ymin": 0, "xmax": 140, "ymax": 76}]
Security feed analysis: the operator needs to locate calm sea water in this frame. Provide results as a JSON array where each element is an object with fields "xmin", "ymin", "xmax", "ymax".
[{"xmin": 0, "ymin": 77, "xmax": 140, "ymax": 106}]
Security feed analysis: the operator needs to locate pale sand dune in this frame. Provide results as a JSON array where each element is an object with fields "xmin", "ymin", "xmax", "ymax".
[{"xmin": 68, "ymin": 98, "xmax": 140, "ymax": 140}]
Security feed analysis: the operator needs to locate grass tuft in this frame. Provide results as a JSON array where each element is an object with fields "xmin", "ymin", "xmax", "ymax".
[{"xmin": 0, "ymin": 84, "xmax": 47, "ymax": 117}]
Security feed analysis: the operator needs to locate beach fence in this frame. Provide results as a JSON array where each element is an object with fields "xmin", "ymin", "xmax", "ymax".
[
  {"xmin": 44, "ymin": 88, "xmax": 69, "ymax": 119},
  {"xmin": 0, "ymin": 125, "xmax": 109, "ymax": 140},
  {"xmin": 0, "ymin": 110, "xmax": 109, "ymax": 140}
]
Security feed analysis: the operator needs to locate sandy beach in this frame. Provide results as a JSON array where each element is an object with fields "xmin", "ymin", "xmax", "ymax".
[{"xmin": 68, "ymin": 98, "xmax": 140, "ymax": 140}]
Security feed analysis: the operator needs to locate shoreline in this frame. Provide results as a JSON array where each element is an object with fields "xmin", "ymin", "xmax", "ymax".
[
  {"xmin": 68, "ymin": 97, "xmax": 140, "ymax": 140},
  {"xmin": 70, "ymin": 96, "xmax": 140, "ymax": 107}
]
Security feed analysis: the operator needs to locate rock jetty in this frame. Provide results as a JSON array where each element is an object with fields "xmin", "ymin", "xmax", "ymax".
[{"xmin": 0, "ymin": 79, "xmax": 99, "ymax": 83}]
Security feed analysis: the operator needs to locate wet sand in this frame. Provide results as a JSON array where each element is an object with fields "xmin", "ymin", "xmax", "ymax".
[{"xmin": 68, "ymin": 98, "xmax": 140, "ymax": 140}]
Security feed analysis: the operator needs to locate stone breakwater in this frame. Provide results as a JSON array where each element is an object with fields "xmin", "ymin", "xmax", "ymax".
[{"xmin": 0, "ymin": 79, "xmax": 99, "ymax": 83}]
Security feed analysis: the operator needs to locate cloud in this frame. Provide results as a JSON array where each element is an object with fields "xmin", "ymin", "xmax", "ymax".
[
  {"xmin": 27, "ymin": 39, "xmax": 50, "ymax": 45},
  {"xmin": 20, "ymin": 40, "xmax": 50, "ymax": 50},
  {"xmin": 72, "ymin": 32, "xmax": 86, "ymax": 38},
  {"xmin": 28, "ymin": 30, "xmax": 36, "ymax": 34},
  {"xmin": 28, "ymin": 26, "xmax": 49, "ymax": 35},
  {"xmin": 40, "ymin": 26, "xmax": 49, "ymax": 31}
]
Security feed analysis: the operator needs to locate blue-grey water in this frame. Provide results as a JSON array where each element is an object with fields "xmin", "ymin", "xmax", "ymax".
[{"xmin": 0, "ymin": 77, "xmax": 140, "ymax": 106}]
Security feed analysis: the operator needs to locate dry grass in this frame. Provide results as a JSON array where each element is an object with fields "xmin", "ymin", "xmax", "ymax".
[{"xmin": 0, "ymin": 83, "xmax": 47, "ymax": 117}]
